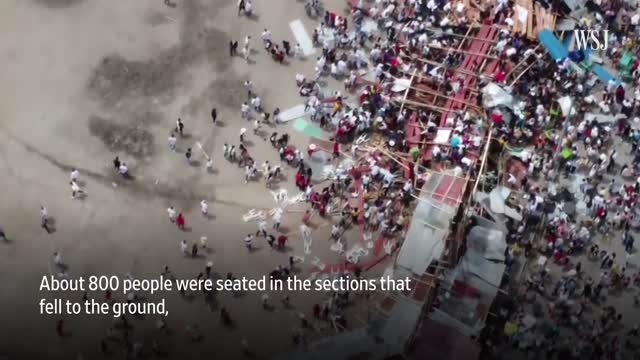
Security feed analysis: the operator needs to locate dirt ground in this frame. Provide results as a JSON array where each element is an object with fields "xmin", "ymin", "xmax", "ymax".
[{"xmin": 0, "ymin": 0, "xmax": 375, "ymax": 359}]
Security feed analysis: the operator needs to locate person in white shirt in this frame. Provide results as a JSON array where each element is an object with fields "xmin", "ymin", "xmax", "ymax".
[
  {"xmin": 251, "ymin": 96, "xmax": 261, "ymax": 112},
  {"xmin": 261, "ymin": 29, "xmax": 271, "ymax": 48},
  {"xmin": 273, "ymin": 211, "xmax": 282, "ymax": 230},
  {"xmin": 168, "ymin": 133, "xmax": 177, "ymax": 151},
  {"xmin": 70, "ymin": 169, "xmax": 79, "ymax": 182},
  {"xmin": 118, "ymin": 163, "xmax": 129, "ymax": 177},
  {"xmin": 241, "ymin": 102, "xmax": 250, "ymax": 120},
  {"xmin": 167, "ymin": 206, "xmax": 177, "ymax": 222},
  {"xmin": 180, "ymin": 240, "xmax": 189, "ymax": 256},
  {"xmin": 200, "ymin": 200, "xmax": 209, "ymax": 216},
  {"xmin": 256, "ymin": 220, "xmax": 267, "ymax": 237},
  {"xmin": 70, "ymin": 180, "xmax": 85, "ymax": 199},
  {"xmin": 244, "ymin": 234, "xmax": 254, "ymax": 250}
]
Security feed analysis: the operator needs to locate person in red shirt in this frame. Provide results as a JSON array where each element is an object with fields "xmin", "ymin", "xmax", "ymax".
[
  {"xmin": 333, "ymin": 141, "xmax": 340, "ymax": 159},
  {"xmin": 277, "ymin": 235, "xmax": 288, "ymax": 249},
  {"xmin": 176, "ymin": 213, "xmax": 186, "ymax": 230}
]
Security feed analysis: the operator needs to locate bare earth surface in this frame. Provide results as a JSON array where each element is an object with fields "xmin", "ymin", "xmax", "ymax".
[{"xmin": 0, "ymin": 0, "xmax": 367, "ymax": 359}]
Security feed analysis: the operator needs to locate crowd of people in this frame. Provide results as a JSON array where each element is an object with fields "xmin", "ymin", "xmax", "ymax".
[{"xmin": 4, "ymin": 0, "xmax": 640, "ymax": 358}]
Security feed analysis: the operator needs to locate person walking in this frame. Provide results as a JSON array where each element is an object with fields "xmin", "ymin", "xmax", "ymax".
[
  {"xmin": 200, "ymin": 200, "xmax": 209, "ymax": 216},
  {"xmin": 277, "ymin": 235, "xmax": 287, "ymax": 249},
  {"xmin": 250, "ymin": 95, "xmax": 261, "ymax": 112},
  {"xmin": 211, "ymin": 108, "xmax": 218, "ymax": 124},
  {"xmin": 191, "ymin": 243, "xmax": 198, "ymax": 258},
  {"xmin": 242, "ymin": 44, "xmax": 250, "ymax": 62},
  {"xmin": 243, "ymin": 80, "xmax": 254, "ymax": 99},
  {"xmin": 180, "ymin": 240, "xmax": 189, "ymax": 256},
  {"xmin": 40, "ymin": 206, "xmax": 51, "ymax": 233},
  {"xmin": 229, "ymin": 40, "xmax": 238, "ymax": 56},
  {"xmin": 185, "ymin": 148, "xmax": 192, "ymax": 164},
  {"xmin": 167, "ymin": 206, "xmax": 177, "ymax": 222},
  {"xmin": 273, "ymin": 211, "xmax": 282, "ymax": 230},
  {"xmin": 223, "ymin": 143, "xmax": 230, "ymax": 159},
  {"xmin": 229, "ymin": 145, "xmax": 236, "ymax": 161},
  {"xmin": 256, "ymin": 220, "xmax": 267, "ymax": 237},
  {"xmin": 267, "ymin": 234, "xmax": 276, "ymax": 249},
  {"xmin": 168, "ymin": 133, "xmax": 177, "ymax": 151},
  {"xmin": 237, "ymin": 0, "xmax": 244, "ymax": 15},
  {"xmin": 118, "ymin": 162, "xmax": 129, "ymax": 178},
  {"xmin": 282, "ymin": 40, "xmax": 291, "ymax": 56},
  {"xmin": 70, "ymin": 168, "xmax": 79, "ymax": 182},
  {"xmin": 244, "ymin": 234, "xmax": 254, "ymax": 251},
  {"xmin": 176, "ymin": 118, "xmax": 185, "ymax": 136},
  {"xmin": 113, "ymin": 156, "xmax": 121, "ymax": 171},
  {"xmin": 70, "ymin": 180, "xmax": 86, "ymax": 199},
  {"xmin": 176, "ymin": 213, "xmax": 186, "ymax": 230},
  {"xmin": 240, "ymin": 128, "xmax": 247, "ymax": 143}
]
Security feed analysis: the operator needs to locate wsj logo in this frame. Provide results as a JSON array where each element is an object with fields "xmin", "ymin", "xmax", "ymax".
[{"xmin": 573, "ymin": 30, "xmax": 609, "ymax": 50}]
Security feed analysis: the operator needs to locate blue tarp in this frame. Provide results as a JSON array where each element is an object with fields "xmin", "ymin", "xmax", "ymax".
[
  {"xmin": 539, "ymin": 29, "xmax": 618, "ymax": 84},
  {"xmin": 538, "ymin": 29, "xmax": 568, "ymax": 60}
]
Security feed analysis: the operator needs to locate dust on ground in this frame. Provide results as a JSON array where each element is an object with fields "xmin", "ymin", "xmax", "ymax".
[
  {"xmin": 88, "ymin": 114, "xmax": 156, "ymax": 159},
  {"xmin": 33, "ymin": 0, "xmax": 84, "ymax": 9},
  {"xmin": 86, "ymin": 0, "xmax": 237, "ymax": 109}
]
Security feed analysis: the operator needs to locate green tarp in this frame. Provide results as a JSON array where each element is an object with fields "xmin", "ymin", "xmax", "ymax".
[{"xmin": 293, "ymin": 118, "xmax": 324, "ymax": 138}]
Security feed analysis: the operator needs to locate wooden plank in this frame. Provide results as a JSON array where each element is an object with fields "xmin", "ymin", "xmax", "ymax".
[{"xmin": 527, "ymin": 0, "xmax": 534, "ymax": 39}]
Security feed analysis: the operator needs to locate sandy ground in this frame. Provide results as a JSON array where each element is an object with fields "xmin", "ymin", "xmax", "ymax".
[{"xmin": 0, "ymin": 0, "xmax": 379, "ymax": 359}]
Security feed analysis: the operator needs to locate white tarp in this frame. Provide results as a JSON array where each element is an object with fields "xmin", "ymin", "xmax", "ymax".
[
  {"xmin": 289, "ymin": 20, "xmax": 316, "ymax": 56},
  {"xmin": 391, "ymin": 78, "xmax": 411, "ymax": 92},
  {"xmin": 557, "ymin": 96, "xmax": 573, "ymax": 117},
  {"xmin": 434, "ymin": 129, "xmax": 452, "ymax": 144},
  {"xmin": 482, "ymin": 83, "xmax": 514, "ymax": 109},
  {"xmin": 279, "ymin": 104, "xmax": 308, "ymax": 122}
]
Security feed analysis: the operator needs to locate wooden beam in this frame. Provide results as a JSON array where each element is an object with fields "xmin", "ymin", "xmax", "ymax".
[
  {"xmin": 399, "ymin": 68, "xmax": 417, "ymax": 114},
  {"xmin": 398, "ymin": 53, "xmax": 485, "ymax": 79},
  {"xmin": 420, "ymin": 43, "xmax": 499, "ymax": 60},
  {"xmin": 421, "ymin": 26, "xmax": 497, "ymax": 44}
]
